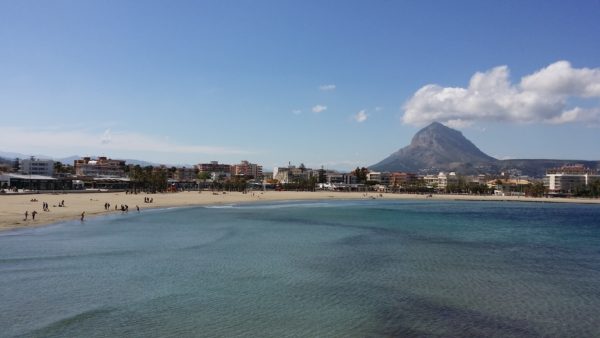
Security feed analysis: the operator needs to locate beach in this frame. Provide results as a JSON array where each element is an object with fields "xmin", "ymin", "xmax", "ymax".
[{"xmin": 1, "ymin": 190, "xmax": 599, "ymax": 231}]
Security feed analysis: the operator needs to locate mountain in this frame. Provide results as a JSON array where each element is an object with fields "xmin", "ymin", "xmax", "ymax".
[
  {"xmin": 370, "ymin": 122, "xmax": 600, "ymax": 176},
  {"xmin": 371, "ymin": 122, "xmax": 496, "ymax": 173}
]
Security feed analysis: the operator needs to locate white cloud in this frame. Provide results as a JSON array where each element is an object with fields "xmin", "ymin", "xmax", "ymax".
[
  {"xmin": 353, "ymin": 110, "xmax": 368, "ymax": 123},
  {"xmin": 292, "ymin": 109, "xmax": 302, "ymax": 115},
  {"xmin": 101, "ymin": 129, "xmax": 112, "ymax": 144},
  {"xmin": 402, "ymin": 60, "xmax": 600, "ymax": 126},
  {"xmin": 0, "ymin": 127, "xmax": 251, "ymax": 159},
  {"xmin": 319, "ymin": 84, "xmax": 336, "ymax": 91},
  {"xmin": 312, "ymin": 105, "xmax": 327, "ymax": 113},
  {"xmin": 444, "ymin": 119, "xmax": 474, "ymax": 129}
]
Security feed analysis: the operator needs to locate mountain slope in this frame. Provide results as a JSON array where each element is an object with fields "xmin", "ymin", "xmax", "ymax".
[{"xmin": 371, "ymin": 122, "xmax": 497, "ymax": 173}]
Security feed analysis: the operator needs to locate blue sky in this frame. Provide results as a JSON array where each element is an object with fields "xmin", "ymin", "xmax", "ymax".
[{"xmin": 1, "ymin": 0, "xmax": 600, "ymax": 170}]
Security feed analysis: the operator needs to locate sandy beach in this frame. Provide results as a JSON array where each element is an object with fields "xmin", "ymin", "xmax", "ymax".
[{"xmin": 1, "ymin": 190, "xmax": 599, "ymax": 231}]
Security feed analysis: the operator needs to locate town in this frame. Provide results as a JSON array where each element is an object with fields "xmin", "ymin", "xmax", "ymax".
[{"xmin": 1, "ymin": 156, "xmax": 599, "ymax": 198}]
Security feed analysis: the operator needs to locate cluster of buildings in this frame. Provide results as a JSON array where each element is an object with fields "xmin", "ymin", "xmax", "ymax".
[
  {"xmin": 1, "ymin": 156, "xmax": 599, "ymax": 196},
  {"xmin": 198, "ymin": 161, "xmax": 263, "ymax": 181},
  {"xmin": 0, "ymin": 156, "xmax": 264, "ymax": 192}
]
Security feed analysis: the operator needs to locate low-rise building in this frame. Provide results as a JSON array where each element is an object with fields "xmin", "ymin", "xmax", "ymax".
[
  {"xmin": 232, "ymin": 160, "xmax": 263, "ymax": 179},
  {"xmin": 74, "ymin": 157, "xmax": 126, "ymax": 178},
  {"xmin": 173, "ymin": 167, "xmax": 198, "ymax": 181},
  {"xmin": 197, "ymin": 161, "xmax": 231, "ymax": 177},
  {"xmin": 366, "ymin": 171, "xmax": 382, "ymax": 183},
  {"xmin": 423, "ymin": 172, "xmax": 458, "ymax": 190},
  {"xmin": 273, "ymin": 165, "xmax": 313, "ymax": 184},
  {"xmin": 0, "ymin": 173, "xmax": 73, "ymax": 191},
  {"xmin": 388, "ymin": 172, "xmax": 418, "ymax": 188}
]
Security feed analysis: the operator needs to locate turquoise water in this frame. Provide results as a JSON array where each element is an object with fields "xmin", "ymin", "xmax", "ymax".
[{"xmin": 1, "ymin": 200, "xmax": 600, "ymax": 337}]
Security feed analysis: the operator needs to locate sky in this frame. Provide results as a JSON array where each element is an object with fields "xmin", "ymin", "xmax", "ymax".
[{"xmin": 1, "ymin": 0, "xmax": 600, "ymax": 170}]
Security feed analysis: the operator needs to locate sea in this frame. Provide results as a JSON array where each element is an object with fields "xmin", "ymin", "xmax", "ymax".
[{"xmin": 1, "ymin": 200, "xmax": 600, "ymax": 337}]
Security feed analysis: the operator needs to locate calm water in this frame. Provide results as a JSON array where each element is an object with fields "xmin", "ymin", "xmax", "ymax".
[{"xmin": 1, "ymin": 200, "xmax": 600, "ymax": 337}]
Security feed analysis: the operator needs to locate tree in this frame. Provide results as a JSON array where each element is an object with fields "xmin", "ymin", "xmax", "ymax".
[
  {"xmin": 54, "ymin": 161, "xmax": 64, "ymax": 173},
  {"xmin": 353, "ymin": 167, "xmax": 369, "ymax": 183},
  {"xmin": 318, "ymin": 166, "xmax": 326, "ymax": 184},
  {"xmin": 525, "ymin": 182, "xmax": 546, "ymax": 197},
  {"xmin": 197, "ymin": 171, "xmax": 211, "ymax": 190}
]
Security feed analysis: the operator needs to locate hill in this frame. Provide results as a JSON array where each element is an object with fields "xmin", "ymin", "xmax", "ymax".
[
  {"xmin": 370, "ymin": 122, "xmax": 599, "ymax": 176},
  {"xmin": 370, "ymin": 122, "xmax": 496, "ymax": 173}
]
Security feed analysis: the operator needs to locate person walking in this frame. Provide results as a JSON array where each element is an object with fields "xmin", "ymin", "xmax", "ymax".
[
  {"xmin": 24, "ymin": 211, "xmax": 28, "ymax": 221},
  {"xmin": 32, "ymin": 211, "xmax": 37, "ymax": 220},
  {"xmin": 81, "ymin": 212, "xmax": 85, "ymax": 222}
]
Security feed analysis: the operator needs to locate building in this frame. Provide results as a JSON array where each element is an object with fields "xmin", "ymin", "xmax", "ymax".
[
  {"xmin": 19, "ymin": 157, "xmax": 54, "ymax": 177},
  {"xmin": 543, "ymin": 164, "xmax": 600, "ymax": 194},
  {"xmin": 487, "ymin": 178, "xmax": 531, "ymax": 196},
  {"xmin": 0, "ymin": 173, "xmax": 73, "ymax": 191},
  {"xmin": 325, "ymin": 171, "xmax": 344, "ymax": 184},
  {"xmin": 366, "ymin": 171, "xmax": 382, "ymax": 183},
  {"xmin": 74, "ymin": 157, "xmax": 126, "ymax": 177},
  {"xmin": 173, "ymin": 167, "xmax": 198, "ymax": 181},
  {"xmin": 197, "ymin": 161, "xmax": 231, "ymax": 176},
  {"xmin": 423, "ymin": 172, "xmax": 458, "ymax": 190},
  {"xmin": 388, "ymin": 172, "xmax": 418, "ymax": 188},
  {"xmin": 231, "ymin": 160, "xmax": 263, "ymax": 179},
  {"xmin": 273, "ymin": 164, "xmax": 314, "ymax": 184}
]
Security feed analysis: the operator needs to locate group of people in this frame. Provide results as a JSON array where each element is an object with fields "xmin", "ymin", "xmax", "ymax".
[
  {"xmin": 22, "ymin": 195, "xmax": 148, "ymax": 224},
  {"xmin": 23, "ymin": 210, "xmax": 38, "ymax": 221},
  {"xmin": 103, "ymin": 202, "xmax": 141, "ymax": 213},
  {"xmin": 23, "ymin": 199, "xmax": 66, "ymax": 222}
]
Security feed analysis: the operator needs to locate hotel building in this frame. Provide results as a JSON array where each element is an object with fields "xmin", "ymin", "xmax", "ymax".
[{"xmin": 543, "ymin": 164, "xmax": 600, "ymax": 194}]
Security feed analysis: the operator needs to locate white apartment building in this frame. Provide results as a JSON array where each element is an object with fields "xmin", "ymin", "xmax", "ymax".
[
  {"xmin": 423, "ymin": 172, "xmax": 458, "ymax": 190},
  {"xmin": 19, "ymin": 158, "xmax": 54, "ymax": 177},
  {"xmin": 544, "ymin": 165, "xmax": 599, "ymax": 194}
]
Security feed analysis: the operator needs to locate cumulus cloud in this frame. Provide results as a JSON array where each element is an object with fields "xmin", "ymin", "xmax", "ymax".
[
  {"xmin": 353, "ymin": 110, "xmax": 368, "ymax": 123},
  {"xmin": 402, "ymin": 60, "xmax": 600, "ymax": 126},
  {"xmin": 312, "ymin": 105, "xmax": 327, "ymax": 113},
  {"xmin": 319, "ymin": 84, "xmax": 336, "ymax": 91}
]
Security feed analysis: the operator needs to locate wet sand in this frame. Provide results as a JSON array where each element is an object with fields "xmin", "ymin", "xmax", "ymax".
[{"xmin": 1, "ymin": 190, "xmax": 599, "ymax": 231}]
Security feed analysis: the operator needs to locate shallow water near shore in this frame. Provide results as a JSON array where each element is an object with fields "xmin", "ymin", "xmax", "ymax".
[{"xmin": 1, "ymin": 200, "xmax": 600, "ymax": 337}]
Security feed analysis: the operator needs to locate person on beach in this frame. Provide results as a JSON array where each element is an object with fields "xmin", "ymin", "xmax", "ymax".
[
  {"xmin": 24, "ymin": 211, "xmax": 28, "ymax": 221},
  {"xmin": 81, "ymin": 212, "xmax": 85, "ymax": 221},
  {"xmin": 136, "ymin": 205, "xmax": 140, "ymax": 212},
  {"xmin": 32, "ymin": 211, "xmax": 37, "ymax": 220}
]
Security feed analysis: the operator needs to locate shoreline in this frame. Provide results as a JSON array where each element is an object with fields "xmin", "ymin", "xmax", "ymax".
[{"xmin": 1, "ymin": 190, "xmax": 599, "ymax": 232}]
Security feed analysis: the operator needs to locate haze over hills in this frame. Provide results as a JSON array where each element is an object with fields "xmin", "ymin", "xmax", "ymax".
[
  {"xmin": 0, "ymin": 151, "xmax": 159, "ymax": 168},
  {"xmin": 370, "ymin": 122, "xmax": 600, "ymax": 177}
]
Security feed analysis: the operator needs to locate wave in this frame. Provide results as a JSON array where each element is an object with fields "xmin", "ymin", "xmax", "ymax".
[{"xmin": 25, "ymin": 306, "xmax": 115, "ymax": 337}]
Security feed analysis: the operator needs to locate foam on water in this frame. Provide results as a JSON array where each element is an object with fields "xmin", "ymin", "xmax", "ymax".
[{"xmin": 1, "ymin": 200, "xmax": 600, "ymax": 337}]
